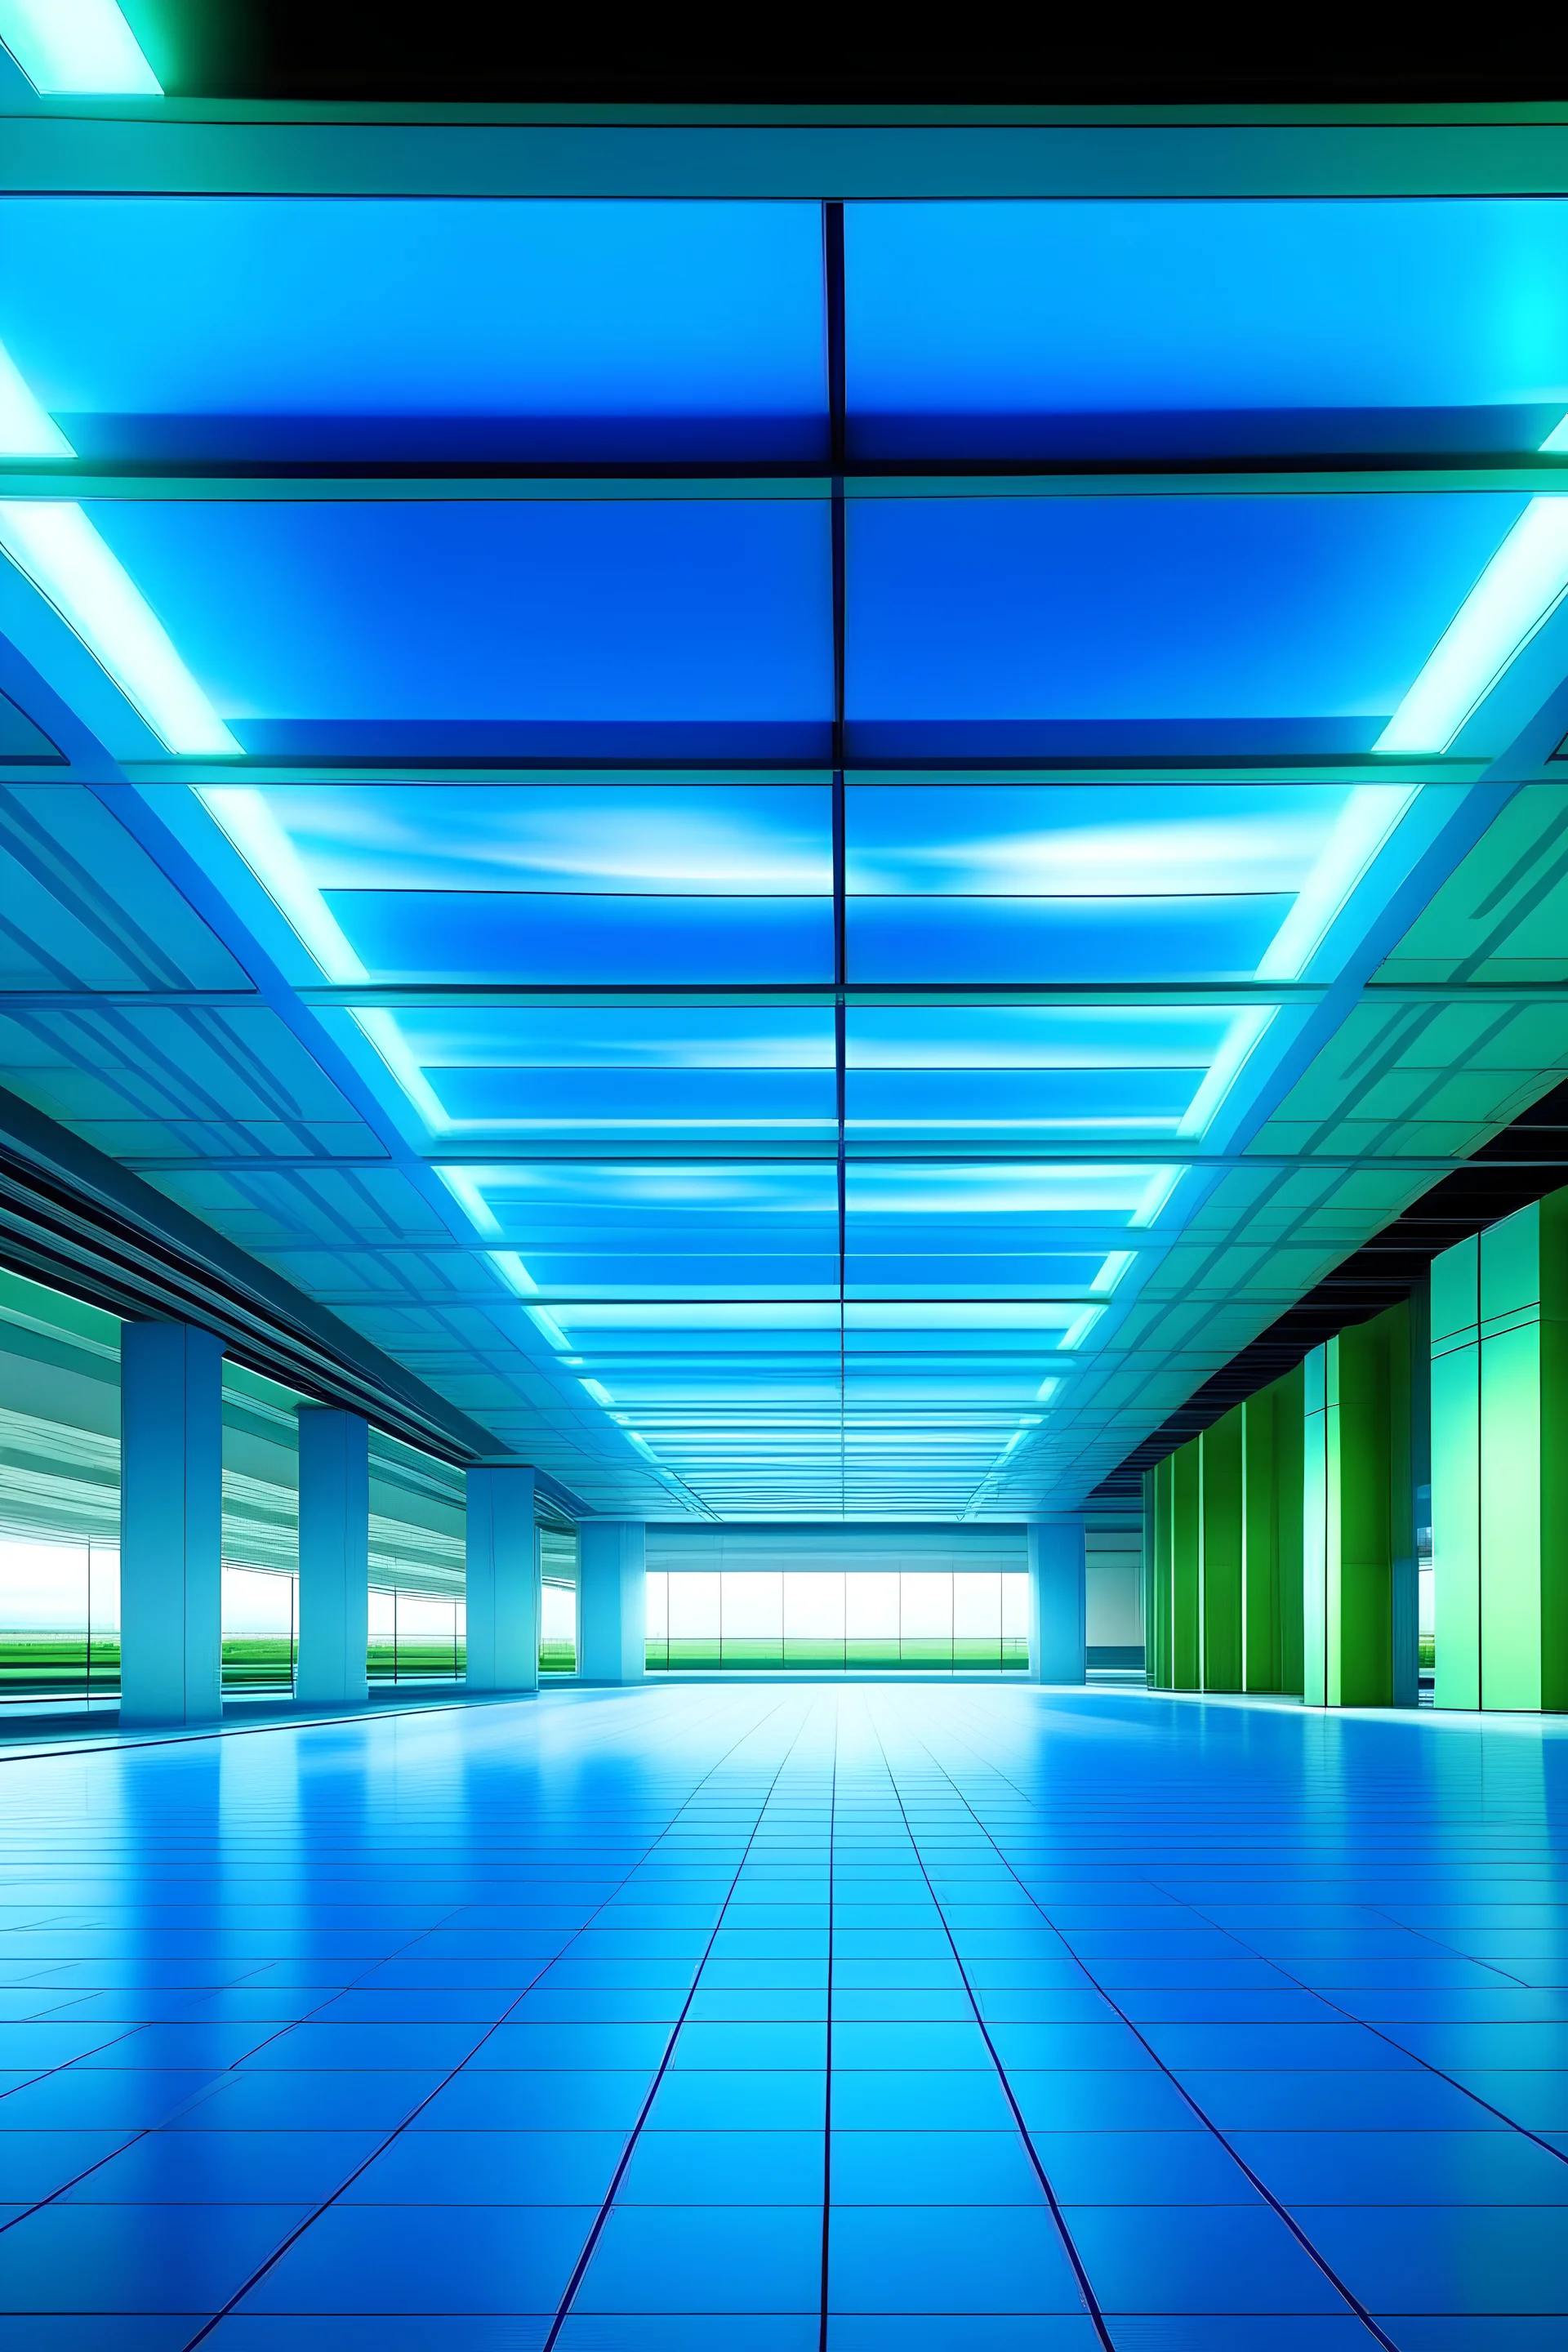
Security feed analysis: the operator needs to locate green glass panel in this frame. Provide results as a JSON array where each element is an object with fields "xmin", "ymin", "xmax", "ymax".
[
  {"xmin": 1200, "ymin": 1406, "xmax": 1244, "ymax": 1692},
  {"xmin": 1171, "ymin": 1442, "xmax": 1200, "ymax": 1690},
  {"xmin": 1432, "ymin": 1334, "xmax": 1481, "ymax": 1710},
  {"xmin": 1480, "ymin": 1320, "xmax": 1544, "ymax": 1709},
  {"xmin": 1274, "ymin": 1364, "xmax": 1306, "ymax": 1699},
  {"xmin": 1241, "ymin": 1386, "xmax": 1278, "ymax": 1690}
]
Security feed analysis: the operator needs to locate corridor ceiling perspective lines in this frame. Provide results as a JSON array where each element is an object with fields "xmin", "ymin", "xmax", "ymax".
[{"xmin": 2, "ymin": 161, "xmax": 1568, "ymax": 1519}]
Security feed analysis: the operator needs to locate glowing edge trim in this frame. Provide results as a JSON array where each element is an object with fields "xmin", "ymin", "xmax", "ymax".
[
  {"xmin": 1376, "ymin": 497, "xmax": 1568, "ymax": 753},
  {"xmin": 0, "ymin": 504, "xmax": 238, "ymax": 755},
  {"xmin": 0, "ymin": 0, "xmax": 161, "ymax": 91}
]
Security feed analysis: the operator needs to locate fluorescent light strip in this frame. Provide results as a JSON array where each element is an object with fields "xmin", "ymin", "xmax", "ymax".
[
  {"xmin": 527, "ymin": 1304, "xmax": 571, "ymax": 1350},
  {"xmin": 434, "ymin": 1165, "xmax": 501, "ymax": 1240},
  {"xmin": 488, "ymin": 1250, "xmax": 540, "ymax": 1298},
  {"xmin": 200, "ymin": 789, "xmax": 362, "ymax": 977},
  {"xmin": 1376, "ymin": 497, "xmax": 1568, "ymax": 753},
  {"xmin": 0, "ymin": 0, "xmax": 160, "ymax": 91},
  {"xmin": 1257, "ymin": 786, "xmax": 1419, "ymax": 982},
  {"xmin": 0, "ymin": 504, "xmax": 237, "ymax": 754},
  {"xmin": 0, "ymin": 339, "xmax": 72, "ymax": 457},
  {"xmin": 1177, "ymin": 1006, "xmax": 1276, "ymax": 1138},
  {"xmin": 352, "ymin": 1011, "xmax": 452, "ymax": 1132},
  {"xmin": 1129, "ymin": 1167, "xmax": 1183, "ymax": 1227}
]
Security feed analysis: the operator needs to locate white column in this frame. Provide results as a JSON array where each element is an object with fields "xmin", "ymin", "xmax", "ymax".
[
  {"xmin": 578, "ymin": 1521, "xmax": 647, "ymax": 1683},
  {"xmin": 1029, "ymin": 1520, "xmax": 1087, "ymax": 1685},
  {"xmin": 466, "ymin": 1465, "xmax": 538, "ymax": 1691},
  {"xmin": 118, "ymin": 1320, "xmax": 224, "ymax": 1727},
  {"xmin": 295, "ymin": 1408, "xmax": 369, "ymax": 1708}
]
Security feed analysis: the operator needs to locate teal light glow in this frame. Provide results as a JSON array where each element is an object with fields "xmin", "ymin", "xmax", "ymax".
[
  {"xmin": 1178, "ymin": 1007, "xmax": 1276, "ymax": 1139},
  {"xmin": 1256, "ymin": 785, "xmax": 1419, "ymax": 978},
  {"xmin": 0, "ymin": 0, "xmax": 161, "ymax": 92},
  {"xmin": 1130, "ymin": 1168, "xmax": 1184, "ymax": 1227},
  {"xmin": 0, "ymin": 339, "xmax": 72, "ymax": 457},
  {"xmin": 1376, "ymin": 497, "xmax": 1568, "ymax": 751},
  {"xmin": 0, "ymin": 504, "xmax": 237, "ymax": 753}
]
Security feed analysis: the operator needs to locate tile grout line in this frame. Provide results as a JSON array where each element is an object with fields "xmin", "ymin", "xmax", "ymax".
[
  {"xmin": 176, "ymin": 1686, "xmax": 804, "ymax": 2352},
  {"xmin": 922, "ymin": 1698, "xmax": 1404, "ymax": 2350},
  {"xmin": 859, "ymin": 1690, "xmax": 1118, "ymax": 2352},
  {"xmin": 0, "ymin": 1680, "xmax": 756, "ymax": 2230},
  {"xmin": 539, "ymin": 1692, "xmax": 824, "ymax": 2352},
  {"xmin": 1155, "ymin": 1874, "xmax": 1568, "ymax": 2173}
]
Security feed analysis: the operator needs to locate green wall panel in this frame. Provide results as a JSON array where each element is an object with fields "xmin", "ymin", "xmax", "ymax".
[
  {"xmin": 1239, "ymin": 1362, "xmax": 1305, "ymax": 1695},
  {"xmin": 1146, "ymin": 1361, "xmax": 1305, "ymax": 1697},
  {"xmin": 1432, "ymin": 1191, "xmax": 1568, "ymax": 1713},
  {"xmin": 1200, "ymin": 1407, "xmax": 1244, "ymax": 1693},
  {"xmin": 1171, "ymin": 1443, "xmax": 1201, "ymax": 1690},
  {"xmin": 1303, "ymin": 1303, "xmax": 1411, "ymax": 1709}
]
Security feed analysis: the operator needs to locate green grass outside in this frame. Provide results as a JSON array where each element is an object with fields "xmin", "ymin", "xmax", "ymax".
[
  {"xmin": 0, "ymin": 1636, "xmax": 118, "ymax": 1695},
  {"xmin": 221, "ymin": 1637, "xmax": 294, "ymax": 1691},
  {"xmin": 647, "ymin": 1636, "xmax": 1032, "ymax": 1673}
]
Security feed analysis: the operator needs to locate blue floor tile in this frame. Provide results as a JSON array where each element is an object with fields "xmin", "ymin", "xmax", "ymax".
[
  {"xmin": 0, "ymin": 2323, "xmax": 197, "ymax": 2350},
  {"xmin": 0, "ymin": 1683, "xmax": 1563, "ymax": 2340},
  {"xmin": 208, "ymin": 2318, "xmax": 552, "ymax": 2348},
  {"xmin": 0, "ymin": 2130, "xmax": 138, "ymax": 2203},
  {"xmin": 60, "ymin": 2129, "xmax": 390, "ymax": 2203},
  {"xmin": 0, "ymin": 2201, "xmax": 310, "ymax": 2312},
  {"xmin": 341, "ymin": 2127, "xmax": 627, "ymax": 2204},
  {"xmin": 644, "ymin": 2067, "xmax": 825, "ymax": 2129},
  {"xmin": 1027, "ymin": 2129, "xmax": 1263, "ymax": 2203},
  {"xmin": 826, "ymin": 2323, "xmax": 1101, "ymax": 2349},
  {"xmin": 1062, "ymin": 2203, "xmax": 1350, "ymax": 2314},
  {"xmin": 555, "ymin": 2319, "xmax": 817, "ymax": 2350},
  {"xmin": 617, "ymin": 2127, "xmax": 823, "ymax": 2203},
  {"xmin": 571, "ymin": 2202, "xmax": 822, "ymax": 2312},
  {"xmin": 1229, "ymin": 2128, "xmax": 1568, "ymax": 2206},
  {"xmin": 830, "ymin": 2127, "xmax": 1042, "ymax": 2203},
  {"xmin": 234, "ymin": 2202, "xmax": 596, "ymax": 2314},
  {"xmin": 828, "ymin": 2203, "xmax": 1085, "ymax": 2313},
  {"xmin": 1294, "ymin": 2204, "xmax": 1568, "ymax": 2314}
]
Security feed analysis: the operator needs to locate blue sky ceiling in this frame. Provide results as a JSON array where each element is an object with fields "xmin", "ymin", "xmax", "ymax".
[{"xmin": 1, "ymin": 195, "xmax": 1567, "ymax": 1514}]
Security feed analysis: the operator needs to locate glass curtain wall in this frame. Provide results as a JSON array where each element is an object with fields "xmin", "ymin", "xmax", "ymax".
[
  {"xmin": 363, "ymin": 1441, "xmax": 467, "ymax": 1685},
  {"xmin": 0, "ymin": 1272, "xmax": 120, "ymax": 1705},
  {"xmin": 0, "ymin": 1266, "xmax": 477, "ymax": 1707},
  {"xmin": 540, "ymin": 1526, "xmax": 579, "ymax": 1674},
  {"xmin": 644, "ymin": 1568, "xmax": 1028, "ymax": 1672}
]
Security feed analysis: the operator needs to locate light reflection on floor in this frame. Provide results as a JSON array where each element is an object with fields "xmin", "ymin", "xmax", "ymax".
[{"xmin": 0, "ymin": 1682, "xmax": 1561, "ymax": 2350}]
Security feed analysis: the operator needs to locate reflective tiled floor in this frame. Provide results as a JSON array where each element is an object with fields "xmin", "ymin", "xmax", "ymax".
[{"xmin": 0, "ymin": 1684, "xmax": 1563, "ymax": 2350}]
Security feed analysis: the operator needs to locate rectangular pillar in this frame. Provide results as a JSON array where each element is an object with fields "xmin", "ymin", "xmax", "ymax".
[
  {"xmin": 1170, "ymin": 1442, "xmax": 1200, "ymax": 1690},
  {"xmin": 1242, "ymin": 1364, "xmax": 1305, "ymax": 1695},
  {"xmin": 1142, "ymin": 1464, "xmax": 1161, "ymax": 1689},
  {"xmin": 1028, "ymin": 1520, "xmax": 1085, "ymax": 1683},
  {"xmin": 1303, "ymin": 1301, "xmax": 1412, "ymax": 1708},
  {"xmin": 1432, "ymin": 1192, "xmax": 1568, "ymax": 1713},
  {"xmin": 1148, "ymin": 1459, "xmax": 1172, "ymax": 1686},
  {"xmin": 1200, "ymin": 1405, "xmax": 1244, "ymax": 1691},
  {"xmin": 295, "ymin": 1408, "xmax": 369, "ymax": 1708},
  {"xmin": 119, "ymin": 1320, "xmax": 224, "ymax": 1727},
  {"xmin": 466, "ymin": 1465, "xmax": 538, "ymax": 1692},
  {"xmin": 578, "ymin": 1521, "xmax": 647, "ymax": 1683}
]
